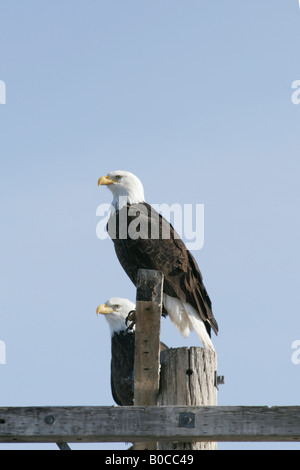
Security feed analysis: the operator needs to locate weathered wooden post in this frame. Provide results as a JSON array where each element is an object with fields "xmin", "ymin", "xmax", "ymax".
[
  {"xmin": 133, "ymin": 269, "xmax": 164, "ymax": 450},
  {"xmin": 133, "ymin": 268, "xmax": 220, "ymax": 450},
  {"xmin": 158, "ymin": 347, "xmax": 218, "ymax": 450}
]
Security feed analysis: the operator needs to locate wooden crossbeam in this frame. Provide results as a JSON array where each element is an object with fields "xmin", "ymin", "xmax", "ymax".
[{"xmin": 0, "ymin": 406, "xmax": 300, "ymax": 443}]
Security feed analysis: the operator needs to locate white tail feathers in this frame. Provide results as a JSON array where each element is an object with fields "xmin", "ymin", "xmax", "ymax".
[
  {"xmin": 163, "ymin": 293, "xmax": 216, "ymax": 352},
  {"xmin": 184, "ymin": 302, "xmax": 216, "ymax": 352}
]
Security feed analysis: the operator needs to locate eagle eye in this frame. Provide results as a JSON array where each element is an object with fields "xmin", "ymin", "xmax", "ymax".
[
  {"xmin": 114, "ymin": 304, "xmax": 121, "ymax": 309},
  {"xmin": 115, "ymin": 175, "xmax": 123, "ymax": 181}
]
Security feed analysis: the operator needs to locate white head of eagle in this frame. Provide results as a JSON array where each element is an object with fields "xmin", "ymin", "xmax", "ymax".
[
  {"xmin": 96, "ymin": 297, "xmax": 135, "ymax": 335},
  {"xmin": 96, "ymin": 297, "xmax": 136, "ymax": 406},
  {"xmin": 96, "ymin": 296, "xmax": 168, "ymax": 407},
  {"xmin": 98, "ymin": 170, "xmax": 145, "ymax": 209}
]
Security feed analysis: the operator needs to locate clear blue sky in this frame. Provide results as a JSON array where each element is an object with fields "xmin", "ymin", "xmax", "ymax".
[{"xmin": 0, "ymin": 1, "xmax": 300, "ymax": 450}]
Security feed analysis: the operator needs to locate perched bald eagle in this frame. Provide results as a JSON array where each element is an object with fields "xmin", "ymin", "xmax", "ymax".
[
  {"xmin": 97, "ymin": 297, "xmax": 168, "ymax": 406},
  {"xmin": 98, "ymin": 171, "xmax": 218, "ymax": 351}
]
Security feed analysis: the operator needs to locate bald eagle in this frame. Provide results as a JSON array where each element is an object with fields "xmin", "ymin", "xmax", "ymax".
[
  {"xmin": 97, "ymin": 297, "xmax": 168, "ymax": 406},
  {"xmin": 98, "ymin": 171, "xmax": 218, "ymax": 351}
]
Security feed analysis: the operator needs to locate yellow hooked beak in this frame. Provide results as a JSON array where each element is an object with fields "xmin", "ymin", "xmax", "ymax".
[
  {"xmin": 96, "ymin": 304, "xmax": 114, "ymax": 316},
  {"xmin": 98, "ymin": 175, "xmax": 115, "ymax": 187}
]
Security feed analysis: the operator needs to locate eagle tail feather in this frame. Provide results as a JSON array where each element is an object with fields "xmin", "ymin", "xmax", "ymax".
[{"xmin": 184, "ymin": 303, "xmax": 216, "ymax": 352}]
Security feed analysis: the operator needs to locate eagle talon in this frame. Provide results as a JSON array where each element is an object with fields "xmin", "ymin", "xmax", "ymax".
[{"xmin": 125, "ymin": 309, "xmax": 136, "ymax": 330}]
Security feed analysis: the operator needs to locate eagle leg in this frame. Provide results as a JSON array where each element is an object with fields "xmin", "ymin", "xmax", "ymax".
[{"xmin": 125, "ymin": 309, "xmax": 136, "ymax": 330}]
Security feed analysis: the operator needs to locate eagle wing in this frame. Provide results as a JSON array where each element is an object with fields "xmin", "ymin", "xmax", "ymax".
[{"xmin": 111, "ymin": 203, "xmax": 218, "ymax": 336}]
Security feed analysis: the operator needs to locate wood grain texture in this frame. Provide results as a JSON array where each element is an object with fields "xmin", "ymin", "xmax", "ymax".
[
  {"xmin": 158, "ymin": 347, "xmax": 217, "ymax": 450},
  {"xmin": 134, "ymin": 270, "xmax": 163, "ymax": 407},
  {"xmin": 133, "ymin": 269, "xmax": 163, "ymax": 450},
  {"xmin": 0, "ymin": 406, "xmax": 300, "ymax": 443}
]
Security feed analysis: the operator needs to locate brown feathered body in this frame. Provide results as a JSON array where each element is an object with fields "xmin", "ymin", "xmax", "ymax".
[
  {"xmin": 107, "ymin": 203, "xmax": 218, "ymax": 338},
  {"xmin": 111, "ymin": 328, "xmax": 168, "ymax": 406}
]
